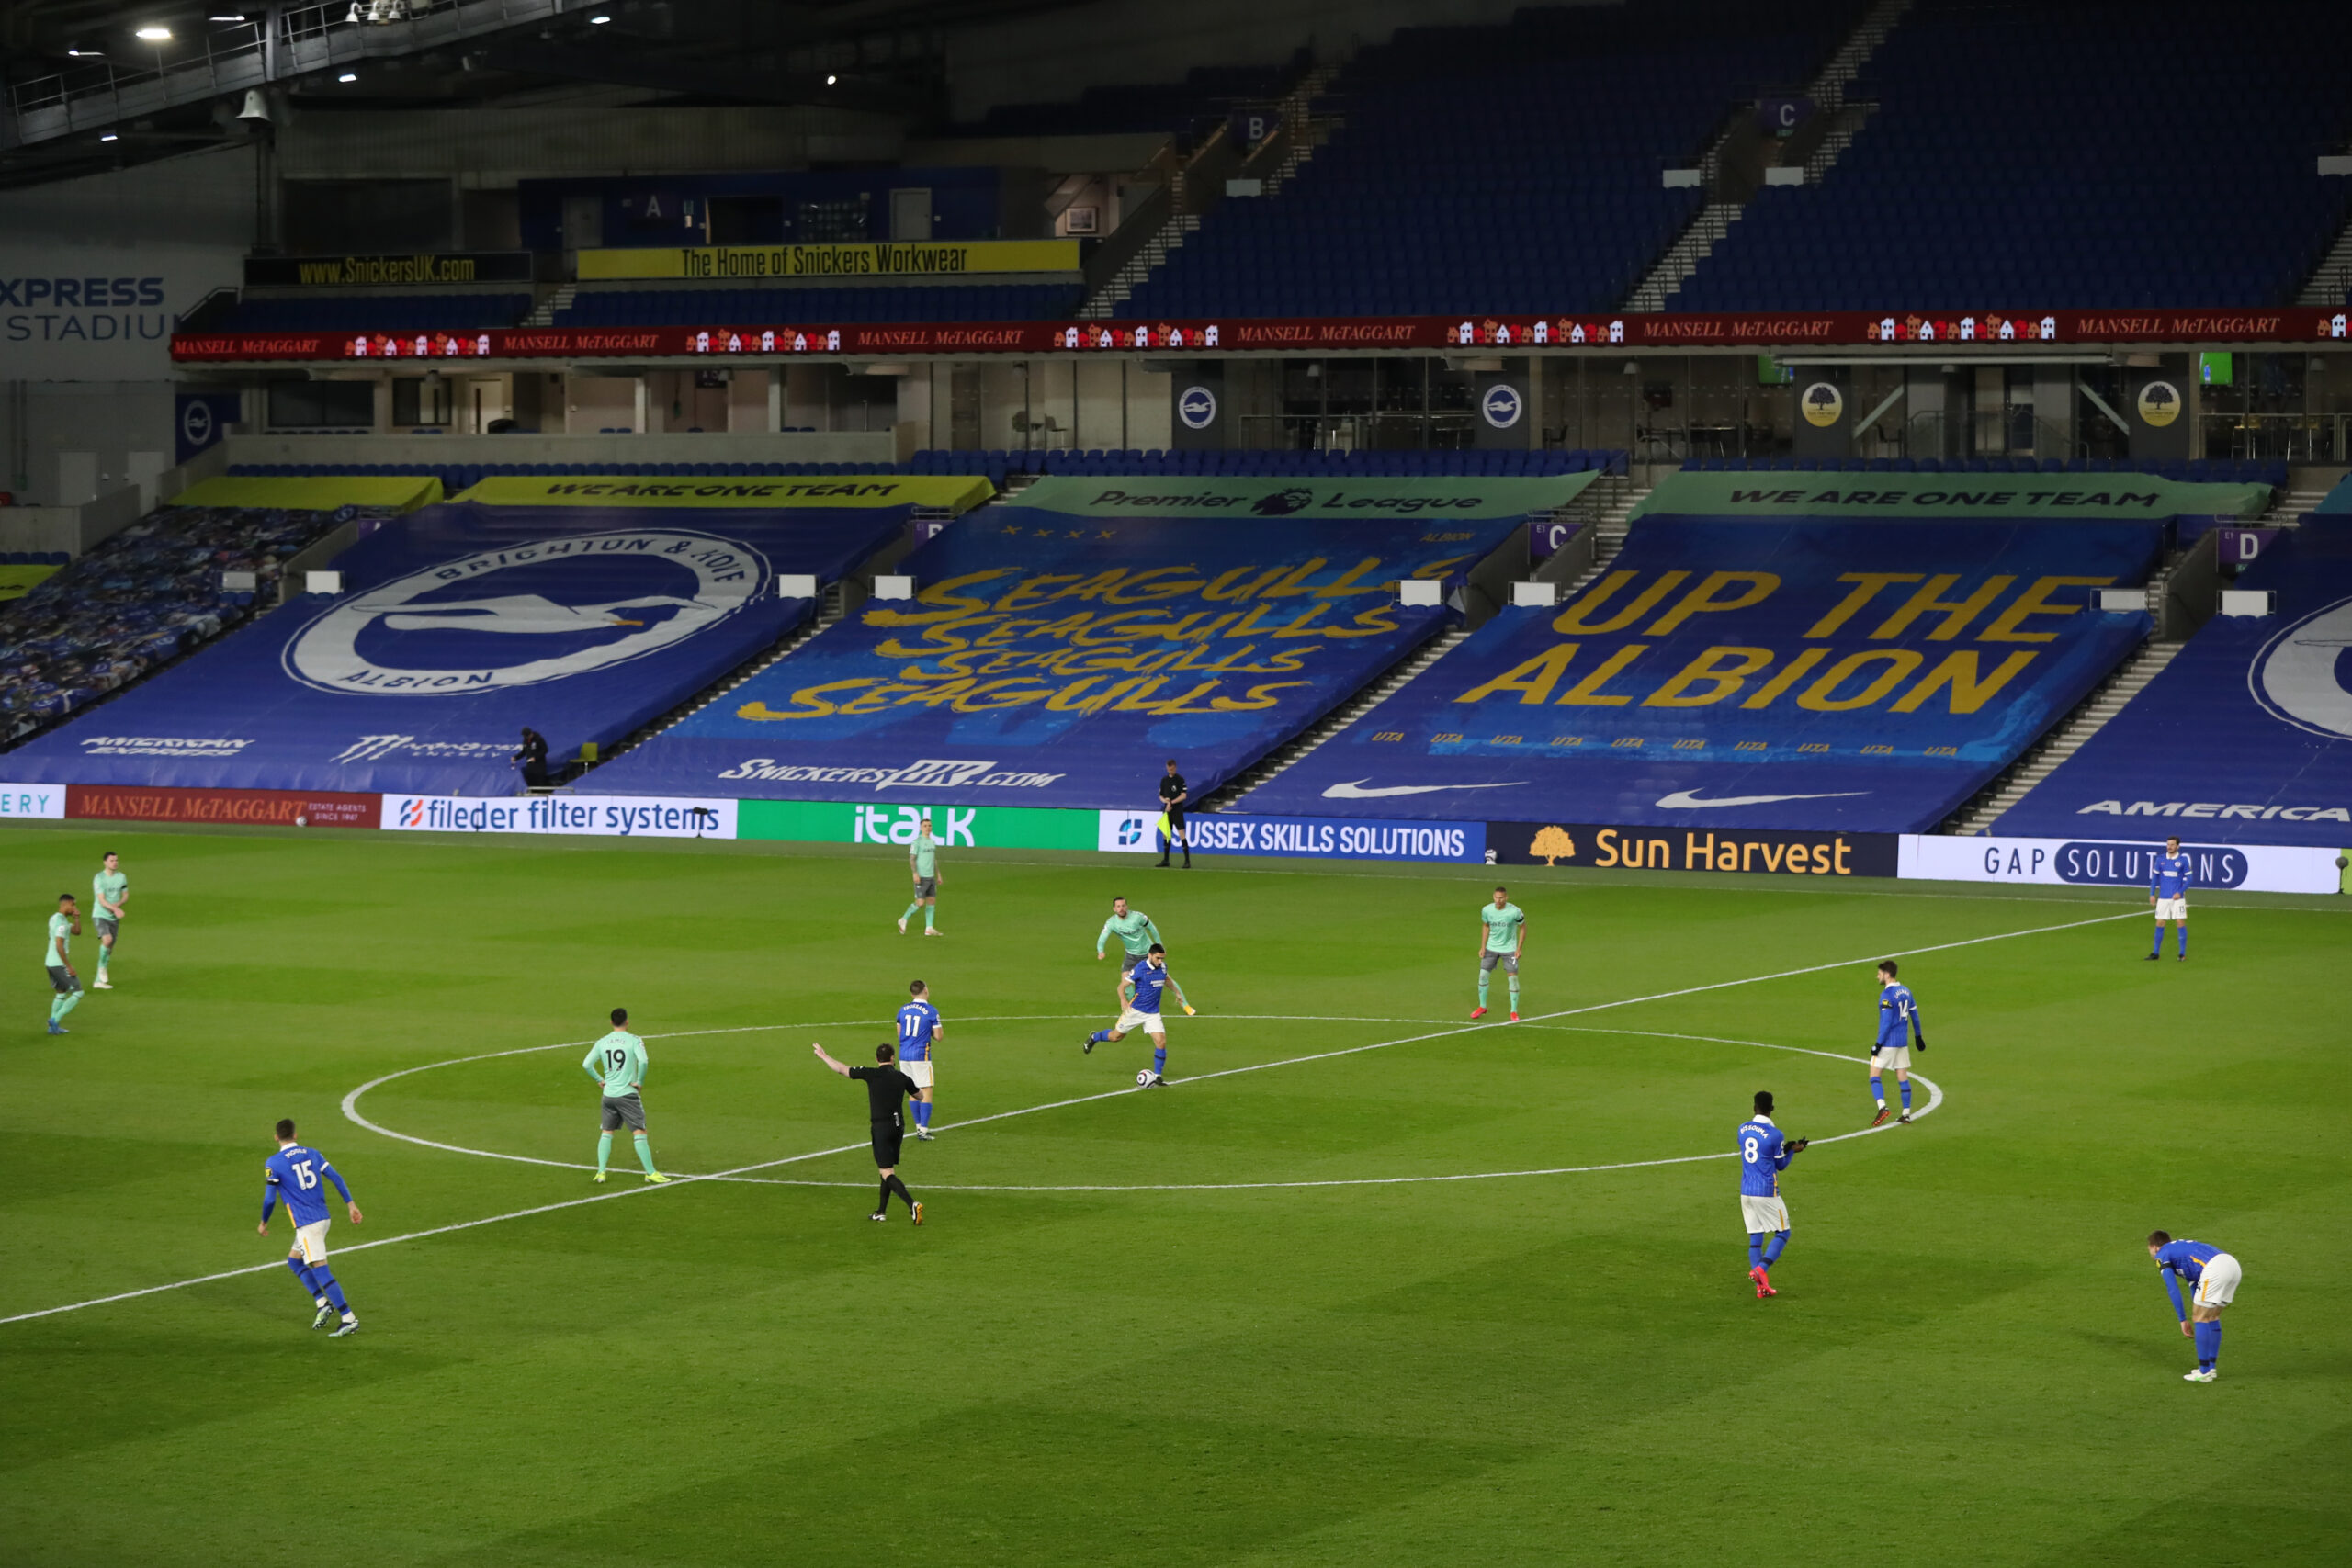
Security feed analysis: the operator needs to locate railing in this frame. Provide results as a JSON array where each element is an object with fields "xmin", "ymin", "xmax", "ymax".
[
  {"xmin": 7, "ymin": 0, "xmax": 582, "ymax": 145},
  {"xmin": 2197, "ymin": 411, "xmax": 2352, "ymax": 464}
]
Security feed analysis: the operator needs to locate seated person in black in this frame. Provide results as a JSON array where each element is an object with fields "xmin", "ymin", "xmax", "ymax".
[{"xmin": 513, "ymin": 726, "xmax": 551, "ymax": 789}]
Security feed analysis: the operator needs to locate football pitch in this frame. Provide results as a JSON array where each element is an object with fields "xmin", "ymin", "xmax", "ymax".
[{"xmin": 2, "ymin": 825, "xmax": 2346, "ymax": 1567}]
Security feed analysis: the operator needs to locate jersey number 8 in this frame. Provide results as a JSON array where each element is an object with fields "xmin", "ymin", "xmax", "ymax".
[{"xmin": 1741, "ymin": 1136, "xmax": 1760, "ymax": 1164}]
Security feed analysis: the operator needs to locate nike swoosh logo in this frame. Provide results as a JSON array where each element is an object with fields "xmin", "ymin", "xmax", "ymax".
[
  {"xmin": 1321, "ymin": 780, "xmax": 1530, "ymax": 799},
  {"xmin": 1653, "ymin": 789, "xmax": 1871, "ymax": 809}
]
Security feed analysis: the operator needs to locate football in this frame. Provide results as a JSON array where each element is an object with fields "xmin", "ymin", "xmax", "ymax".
[{"xmin": 1136, "ymin": 1069, "xmax": 1154, "ymax": 1087}]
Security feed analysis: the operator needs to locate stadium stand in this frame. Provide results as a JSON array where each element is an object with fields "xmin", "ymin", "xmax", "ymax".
[
  {"xmin": 1, "ymin": 497, "xmax": 912, "ymax": 793},
  {"xmin": 0, "ymin": 505, "xmax": 351, "ymax": 743},
  {"xmin": 216, "ymin": 294, "xmax": 534, "ymax": 333},
  {"xmin": 1989, "ymin": 519, "xmax": 2352, "ymax": 846},
  {"xmin": 1123, "ymin": 0, "xmax": 1869, "ymax": 319},
  {"xmin": 1678, "ymin": 456, "xmax": 2287, "ymax": 487},
  {"xmin": 952, "ymin": 55, "xmax": 1308, "ymax": 139},
  {"xmin": 1669, "ymin": 0, "xmax": 2352, "ymax": 310},
  {"xmin": 1238, "ymin": 515, "xmax": 2165, "ymax": 833},
  {"xmin": 583, "ymin": 498, "xmax": 1527, "ymax": 807},
  {"xmin": 554, "ymin": 284, "xmax": 1083, "ymax": 328},
  {"xmin": 227, "ymin": 447, "xmax": 1628, "ymax": 499}
]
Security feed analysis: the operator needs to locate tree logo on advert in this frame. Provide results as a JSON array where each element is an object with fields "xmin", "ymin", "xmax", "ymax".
[
  {"xmin": 1800, "ymin": 381, "xmax": 1844, "ymax": 428},
  {"xmin": 2249, "ymin": 592, "xmax": 2352, "ymax": 739},
  {"xmin": 284, "ymin": 530, "xmax": 767, "ymax": 695},
  {"xmin": 2135, "ymin": 379, "xmax": 2182, "ymax": 427}
]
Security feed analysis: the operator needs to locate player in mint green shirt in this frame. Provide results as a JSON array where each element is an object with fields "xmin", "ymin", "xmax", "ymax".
[
  {"xmin": 580, "ymin": 1006, "xmax": 669, "ymax": 1184},
  {"xmin": 44, "ymin": 892, "xmax": 85, "ymax": 1034},
  {"xmin": 898, "ymin": 812, "xmax": 944, "ymax": 936},
  {"xmin": 1474, "ymin": 886, "xmax": 1525, "ymax": 1021},
  {"xmin": 1095, "ymin": 895, "xmax": 1165, "ymax": 1008},
  {"xmin": 91, "ymin": 851, "xmax": 127, "ymax": 989}
]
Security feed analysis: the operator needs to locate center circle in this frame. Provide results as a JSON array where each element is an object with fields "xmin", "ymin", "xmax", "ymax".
[{"xmin": 343, "ymin": 1017, "xmax": 1940, "ymax": 1192}]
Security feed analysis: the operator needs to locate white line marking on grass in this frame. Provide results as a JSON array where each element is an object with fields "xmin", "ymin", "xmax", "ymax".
[{"xmin": 4, "ymin": 908, "xmax": 2123, "ymax": 1327}]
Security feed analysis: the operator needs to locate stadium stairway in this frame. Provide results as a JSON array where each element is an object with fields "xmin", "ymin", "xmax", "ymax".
[
  {"xmin": 1623, "ymin": 0, "xmax": 1912, "ymax": 312},
  {"xmin": 1080, "ymin": 55, "xmax": 1347, "ymax": 319},
  {"xmin": 577, "ymin": 579, "xmax": 855, "ymax": 784},
  {"xmin": 1202, "ymin": 627, "xmax": 1475, "ymax": 813},
  {"xmin": 1943, "ymin": 642, "xmax": 2182, "ymax": 836}
]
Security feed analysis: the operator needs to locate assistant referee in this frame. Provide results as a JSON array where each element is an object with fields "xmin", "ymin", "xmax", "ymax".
[
  {"xmin": 1157, "ymin": 758, "xmax": 1192, "ymax": 869},
  {"xmin": 811, "ymin": 1041, "xmax": 923, "ymax": 1224}
]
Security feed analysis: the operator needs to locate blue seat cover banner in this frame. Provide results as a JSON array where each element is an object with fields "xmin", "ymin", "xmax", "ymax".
[
  {"xmin": 584, "ymin": 505, "xmax": 1517, "ymax": 807},
  {"xmin": 6, "ymin": 502, "xmax": 903, "ymax": 795},
  {"xmin": 1996, "ymin": 524, "xmax": 2352, "ymax": 846},
  {"xmin": 1241, "ymin": 519, "xmax": 2161, "ymax": 834}
]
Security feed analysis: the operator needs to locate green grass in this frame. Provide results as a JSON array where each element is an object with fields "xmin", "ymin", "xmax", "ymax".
[{"xmin": 2, "ymin": 824, "xmax": 2346, "ymax": 1567}]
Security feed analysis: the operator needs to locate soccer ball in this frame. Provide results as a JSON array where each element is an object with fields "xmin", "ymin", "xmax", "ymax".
[
  {"xmin": 1136, "ymin": 1068, "xmax": 1154, "ymax": 1087},
  {"xmin": 293, "ymin": 814, "xmax": 308, "ymax": 828}
]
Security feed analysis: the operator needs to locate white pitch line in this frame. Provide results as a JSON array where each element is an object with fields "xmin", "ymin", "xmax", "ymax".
[
  {"xmin": 3, "ymin": 908, "xmax": 2127, "ymax": 1328},
  {"xmin": 687, "ymin": 1030, "xmax": 1943, "ymax": 1191}
]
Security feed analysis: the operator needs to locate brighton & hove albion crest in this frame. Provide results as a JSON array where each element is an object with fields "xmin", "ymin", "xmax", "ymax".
[
  {"xmin": 2250, "ymin": 592, "xmax": 2352, "ymax": 740},
  {"xmin": 286, "ymin": 529, "xmax": 768, "ymax": 695}
]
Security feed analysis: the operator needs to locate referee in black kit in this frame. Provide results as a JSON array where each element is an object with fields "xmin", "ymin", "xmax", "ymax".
[
  {"xmin": 1157, "ymin": 758, "xmax": 1192, "ymax": 869},
  {"xmin": 810, "ymin": 1042, "xmax": 923, "ymax": 1224}
]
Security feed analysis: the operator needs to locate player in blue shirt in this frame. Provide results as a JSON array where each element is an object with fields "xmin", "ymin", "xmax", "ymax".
[
  {"xmin": 259, "ymin": 1118, "xmax": 363, "ymax": 1336},
  {"xmin": 896, "ymin": 979, "xmax": 943, "ymax": 1141},
  {"xmin": 2147, "ymin": 1230, "xmax": 2243, "ymax": 1382},
  {"xmin": 1084, "ymin": 942, "xmax": 1193, "ymax": 1086},
  {"xmin": 1737, "ymin": 1090, "xmax": 1808, "ymax": 1298},
  {"xmin": 2147, "ymin": 835, "xmax": 2192, "ymax": 961},
  {"xmin": 1869, "ymin": 959, "xmax": 1928, "ymax": 1127}
]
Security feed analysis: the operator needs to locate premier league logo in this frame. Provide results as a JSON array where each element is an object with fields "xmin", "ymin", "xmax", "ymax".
[
  {"xmin": 2251, "ymin": 593, "xmax": 2352, "ymax": 739},
  {"xmin": 284, "ymin": 530, "xmax": 768, "ymax": 695}
]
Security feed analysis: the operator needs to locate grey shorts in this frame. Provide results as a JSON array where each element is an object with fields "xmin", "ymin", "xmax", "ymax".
[
  {"xmin": 600, "ymin": 1093, "xmax": 647, "ymax": 1132},
  {"xmin": 48, "ymin": 965, "xmax": 80, "ymax": 994},
  {"xmin": 95, "ymin": 918, "xmax": 119, "ymax": 942},
  {"xmin": 913, "ymin": 876, "xmax": 938, "ymax": 898},
  {"xmin": 1119, "ymin": 949, "xmax": 1150, "ymax": 974},
  {"xmin": 1480, "ymin": 950, "xmax": 1520, "ymax": 975}
]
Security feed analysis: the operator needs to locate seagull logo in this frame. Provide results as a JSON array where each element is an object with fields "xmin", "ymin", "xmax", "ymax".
[
  {"xmin": 1653, "ymin": 789, "xmax": 1870, "ymax": 809},
  {"xmin": 1322, "ymin": 780, "xmax": 1528, "ymax": 799}
]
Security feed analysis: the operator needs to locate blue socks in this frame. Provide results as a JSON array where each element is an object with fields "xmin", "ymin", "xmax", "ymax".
[
  {"xmin": 1089, "ymin": 1029, "xmax": 1110, "ymax": 1044},
  {"xmin": 1747, "ymin": 1233, "xmax": 1766, "ymax": 1269},
  {"xmin": 286, "ymin": 1255, "xmax": 321, "ymax": 1301},
  {"xmin": 1153, "ymin": 1044, "xmax": 1168, "ymax": 1078},
  {"xmin": 1764, "ymin": 1231, "xmax": 1789, "ymax": 1266},
  {"xmin": 1900, "ymin": 1080, "xmax": 1913, "ymax": 1111},
  {"xmin": 2152, "ymin": 927, "xmax": 2165, "ymax": 955},
  {"xmin": 1870, "ymin": 1074, "xmax": 1883, "ymax": 1106},
  {"xmin": 596, "ymin": 1132, "xmax": 613, "ymax": 1172},
  {"xmin": 914, "ymin": 1100, "xmax": 933, "ymax": 1129},
  {"xmin": 311, "ymin": 1265, "xmax": 348, "ymax": 1312},
  {"xmin": 2193, "ymin": 1319, "xmax": 2221, "ymax": 1369},
  {"xmin": 2177, "ymin": 925, "xmax": 2188, "ymax": 955}
]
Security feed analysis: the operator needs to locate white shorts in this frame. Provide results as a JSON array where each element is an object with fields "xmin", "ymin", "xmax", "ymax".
[
  {"xmin": 1871, "ymin": 1044, "xmax": 1911, "ymax": 1072},
  {"xmin": 900, "ymin": 1058, "xmax": 934, "ymax": 1090},
  {"xmin": 1739, "ymin": 1194, "xmax": 1789, "ymax": 1234},
  {"xmin": 2193, "ymin": 1253, "xmax": 2241, "ymax": 1310},
  {"xmin": 2154, "ymin": 897, "xmax": 2187, "ymax": 920},
  {"xmin": 1115, "ymin": 1007, "xmax": 1164, "ymax": 1035},
  {"xmin": 291, "ymin": 1218, "xmax": 331, "ymax": 1266}
]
